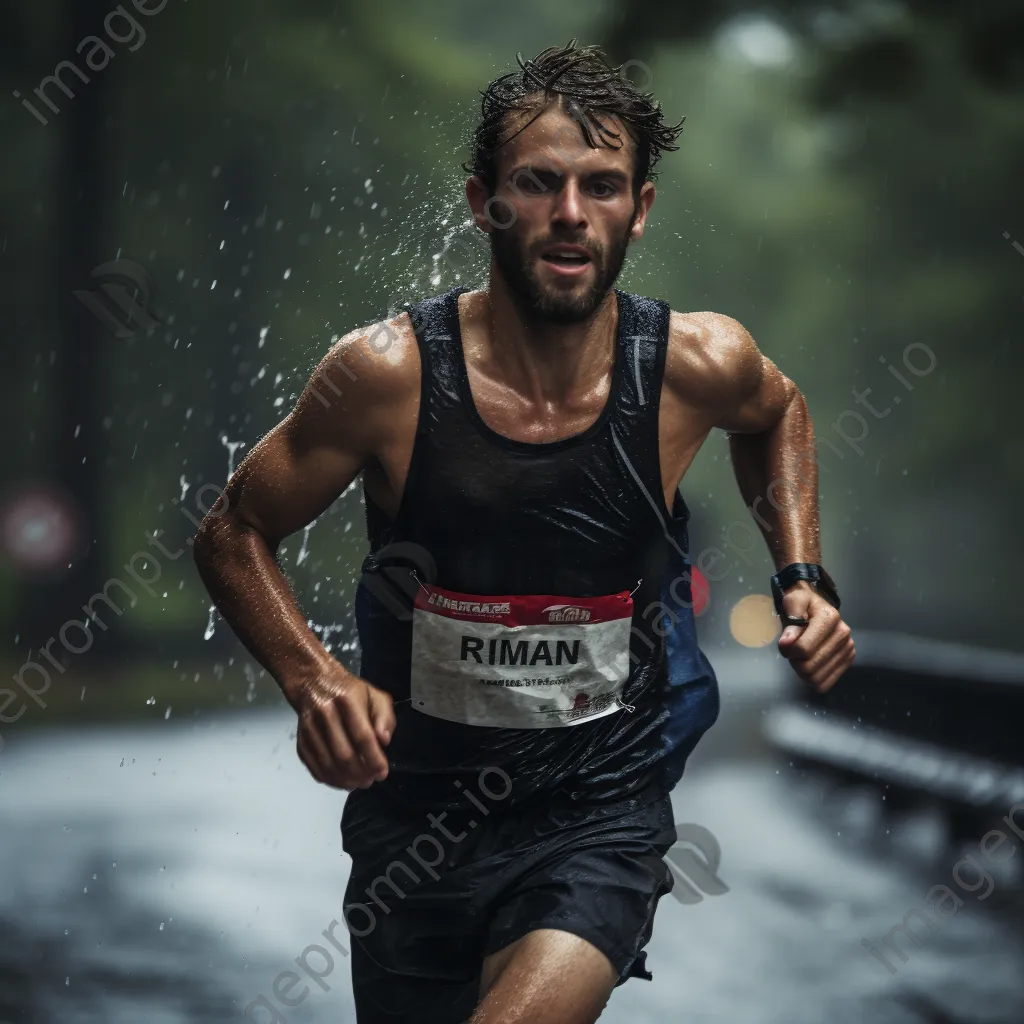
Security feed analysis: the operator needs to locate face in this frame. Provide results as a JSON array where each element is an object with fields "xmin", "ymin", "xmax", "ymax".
[{"xmin": 467, "ymin": 102, "xmax": 656, "ymax": 324}]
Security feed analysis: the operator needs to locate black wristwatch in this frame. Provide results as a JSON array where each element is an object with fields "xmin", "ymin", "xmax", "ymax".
[{"xmin": 770, "ymin": 563, "xmax": 840, "ymax": 627}]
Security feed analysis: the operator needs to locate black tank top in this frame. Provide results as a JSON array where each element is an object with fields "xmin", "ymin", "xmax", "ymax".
[{"xmin": 353, "ymin": 284, "xmax": 704, "ymax": 812}]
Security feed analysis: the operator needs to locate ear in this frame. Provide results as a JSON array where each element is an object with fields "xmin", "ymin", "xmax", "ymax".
[
  {"xmin": 629, "ymin": 181, "xmax": 656, "ymax": 240},
  {"xmin": 465, "ymin": 176, "xmax": 493, "ymax": 234}
]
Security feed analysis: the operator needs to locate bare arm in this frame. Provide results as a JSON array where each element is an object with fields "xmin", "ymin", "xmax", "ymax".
[
  {"xmin": 667, "ymin": 311, "xmax": 854, "ymax": 692},
  {"xmin": 714, "ymin": 319, "xmax": 820, "ymax": 569},
  {"xmin": 193, "ymin": 317, "xmax": 412, "ymax": 787}
]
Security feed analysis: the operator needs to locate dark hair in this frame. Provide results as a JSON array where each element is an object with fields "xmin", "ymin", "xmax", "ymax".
[{"xmin": 463, "ymin": 39, "xmax": 685, "ymax": 197}]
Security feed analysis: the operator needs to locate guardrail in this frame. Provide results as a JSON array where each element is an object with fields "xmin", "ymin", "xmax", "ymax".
[{"xmin": 762, "ymin": 630, "xmax": 1024, "ymax": 811}]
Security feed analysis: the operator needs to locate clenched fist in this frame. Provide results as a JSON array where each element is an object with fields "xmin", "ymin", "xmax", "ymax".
[
  {"xmin": 288, "ymin": 665, "xmax": 396, "ymax": 790},
  {"xmin": 777, "ymin": 581, "xmax": 855, "ymax": 694}
]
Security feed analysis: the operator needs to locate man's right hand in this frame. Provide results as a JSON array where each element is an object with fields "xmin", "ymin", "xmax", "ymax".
[
  {"xmin": 191, "ymin": 319, "xmax": 412, "ymax": 790},
  {"xmin": 289, "ymin": 665, "xmax": 396, "ymax": 790}
]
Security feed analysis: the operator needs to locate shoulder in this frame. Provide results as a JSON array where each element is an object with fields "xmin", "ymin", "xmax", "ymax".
[
  {"xmin": 284, "ymin": 310, "xmax": 421, "ymax": 455},
  {"xmin": 664, "ymin": 308, "xmax": 765, "ymax": 411},
  {"xmin": 311, "ymin": 309, "xmax": 421, "ymax": 409}
]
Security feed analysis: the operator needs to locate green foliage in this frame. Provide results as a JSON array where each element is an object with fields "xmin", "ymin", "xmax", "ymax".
[{"xmin": 1, "ymin": 0, "xmax": 1021, "ymax": 677}]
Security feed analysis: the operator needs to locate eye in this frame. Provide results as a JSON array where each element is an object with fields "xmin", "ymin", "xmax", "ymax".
[
  {"xmin": 588, "ymin": 181, "xmax": 617, "ymax": 197},
  {"xmin": 512, "ymin": 172, "xmax": 551, "ymax": 194}
]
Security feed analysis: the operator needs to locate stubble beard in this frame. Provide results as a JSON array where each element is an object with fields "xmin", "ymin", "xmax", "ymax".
[{"xmin": 489, "ymin": 216, "xmax": 635, "ymax": 325}]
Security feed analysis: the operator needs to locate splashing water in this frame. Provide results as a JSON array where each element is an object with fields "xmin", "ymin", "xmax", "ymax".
[
  {"xmin": 203, "ymin": 604, "xmax": 217, "ymax": 641},
  {"xmin": 243, "ymin": 662, "xmax": 259, "ymax": 703},
  {"xmin": 296, "ymin": 521, "xmax": 316, "ymax": 566},
  {"xmin": 429, "ymin": 215, "xmax": 478, "ymax": 289},
  {"xmin": 308, "ymin": 620, "xmax": 356, "ymax": 656},
  {"xmin": 220, "ymin": 435, "xmax": 246, "ymax": 478},
  {"xmin": 354, "ymin": 168, "xmax": 485, "ymax": 319}
]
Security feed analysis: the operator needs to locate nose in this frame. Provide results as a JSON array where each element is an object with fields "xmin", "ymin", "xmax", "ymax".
[{"xmin": 551, "ymin": 178, "xmax": 587, "ymax": 230}]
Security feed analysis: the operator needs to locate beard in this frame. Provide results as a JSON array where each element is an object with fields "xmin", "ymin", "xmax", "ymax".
[{"xmin": 489, "ymin": 214, "xmax": 635, "ymax": 325}]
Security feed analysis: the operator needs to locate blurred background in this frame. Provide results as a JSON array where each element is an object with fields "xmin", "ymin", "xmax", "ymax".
[{"xmin": 1, "ymin": 1, "xmax": 1023, "ymax": 1021}]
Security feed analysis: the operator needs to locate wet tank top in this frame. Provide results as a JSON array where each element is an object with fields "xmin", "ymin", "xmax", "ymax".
[{"xmin": 353, "ymin": 285, "xmax": 719, "ymax": 812}]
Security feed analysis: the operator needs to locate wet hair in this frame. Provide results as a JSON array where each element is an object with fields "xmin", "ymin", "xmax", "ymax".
[{"xmin": 463, "ymin": 39, "xmax": 685, "ymax": 198}]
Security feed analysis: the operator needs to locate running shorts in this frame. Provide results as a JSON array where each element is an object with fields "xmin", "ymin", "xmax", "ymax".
[{"xmin": 340, "ymin": 781, "xmax": 677, "ymax": 1023}]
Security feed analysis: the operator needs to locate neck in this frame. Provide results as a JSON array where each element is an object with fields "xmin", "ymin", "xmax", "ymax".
[{"xmin": 478, "ymin": 265, "xmax": 619, "ymax": 405}]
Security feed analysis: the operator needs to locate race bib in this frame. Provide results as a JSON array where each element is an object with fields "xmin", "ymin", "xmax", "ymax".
[{"xmin": 409, "ymin": 582, "xmax": 634, "ymax": 729}]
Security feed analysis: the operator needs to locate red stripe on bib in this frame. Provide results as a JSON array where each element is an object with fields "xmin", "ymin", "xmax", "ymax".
[{"xmin": 414, "ymin": 583, "xmax": 633, "ymax": 627}]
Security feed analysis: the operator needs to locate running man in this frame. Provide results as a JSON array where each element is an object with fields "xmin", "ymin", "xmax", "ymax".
[{"xmin": 194, "ymin": 40, "xmax": 854, "ymax": 1024}]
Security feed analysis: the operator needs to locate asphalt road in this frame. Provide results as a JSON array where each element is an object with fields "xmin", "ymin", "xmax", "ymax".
[{"xmin": 1, "ymin": 652, "xmax": 1022, "ymax": 1023}]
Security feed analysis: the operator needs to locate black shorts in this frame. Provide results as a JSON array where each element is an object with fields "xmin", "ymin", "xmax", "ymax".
[{"xmin": 340, "ymin": 782, "xmax": 677, "ymax": 1024}]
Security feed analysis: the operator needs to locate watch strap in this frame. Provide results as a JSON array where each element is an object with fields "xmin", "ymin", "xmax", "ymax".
[{"xmin": 771, "ymin": 563, "xmax": 841, "ymax": 627}]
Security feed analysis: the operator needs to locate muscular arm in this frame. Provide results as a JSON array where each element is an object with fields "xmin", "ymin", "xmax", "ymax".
[
  {"xmin": 690, "ymin": 314, "xmax": 820, "ymax": 568},
  {"xmin": 192, "ymin": 316, "xmax": 413, "ymax": 786},
  {"xmin": 666, "ymin": 311, "xmax": 854, "ymax": 692}
]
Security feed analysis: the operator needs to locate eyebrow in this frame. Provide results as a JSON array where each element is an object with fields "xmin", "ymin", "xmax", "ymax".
[{"xmin": 507, "ymin": 165, "xmax": 630, "ymax": 185}]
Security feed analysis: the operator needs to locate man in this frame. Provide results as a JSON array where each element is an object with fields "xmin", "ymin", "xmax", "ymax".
[{"xmin": 194, "ymin": 40, "xmax": 854, "ymax": 1024}]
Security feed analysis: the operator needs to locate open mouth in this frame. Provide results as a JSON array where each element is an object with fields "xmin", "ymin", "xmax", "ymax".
[
  {"xmin": 539, "ymin": 247, "xmax": 594, "ymax": 274},
  {"xmin": 542, "ymin": 252, "xmax": 591, "ymax": 265}
]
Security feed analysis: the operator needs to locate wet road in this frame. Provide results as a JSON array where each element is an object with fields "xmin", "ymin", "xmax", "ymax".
[{"xmin": 1, "ymin": 653, "xmax": 1022, "ymax": 1023}]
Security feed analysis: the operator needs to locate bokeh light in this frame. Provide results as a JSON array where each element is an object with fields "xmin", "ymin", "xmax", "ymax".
[
  {"xmin": 729, "ymin": 593, "xmax": 780, "ymax": 647},
  {"xmin": 2, "ymin": 486, "xmax": 80, "ymax": 572},
  {"xmin": 691, "ymin": 565, "xmax": 710, "ymax": 616}
]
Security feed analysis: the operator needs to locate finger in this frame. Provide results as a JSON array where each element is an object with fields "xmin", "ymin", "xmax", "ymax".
[
  {"xmin": 778, "ymin": 624, "xmax": 810, "ymax": 660},
  {"xmin": 817, "ymin": 657, "xmax": 852, "ymax": 694},
  {"xmin": 302, "ymin": 713, "xmax": 362, "ymax": 789},
  {"xmin": 302, "ymin": 716, "xmax": 335, "ymax": 775},
  {"xmin": 782, "ymin": 602, "xmax": 841, "ymax": 661},
  {"xmin": 314, "ymin": 701, "xmax": 366, "ymax": 786},
  {"xmin": 368, "ymin": 686, "xmax": 396, "ymax": 745},
  {"xmin": 811, "ymin": 655, "xmax": 852, "ymax": 694},
  {"xmin": 806, "ymin": 637, "xmax": 856, "ymax": 693},
  {"xmin": 799, "ymin": 622, "xmax": 851, "ymax": 677},
  {"xmin": 297, "ymin": 727, "xmax": 326, "ymax": 783},
  {"xmin": 338, "ymin": 692, "xmax": 390, "ymax": 780},
  {"xmin": 779, "ymin": 589, "xmax": 813, "ymax": 634}
]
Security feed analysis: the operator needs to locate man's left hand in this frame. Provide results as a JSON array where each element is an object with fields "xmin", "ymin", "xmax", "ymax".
[{"xmin": 777, "ymin": 582, "xmax": 855, "ymax": 693}]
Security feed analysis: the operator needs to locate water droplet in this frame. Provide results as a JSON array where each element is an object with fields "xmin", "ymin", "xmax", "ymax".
[{"xmin": 204, "ymin": 604, "xmax": 217, "ymax": 641}]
